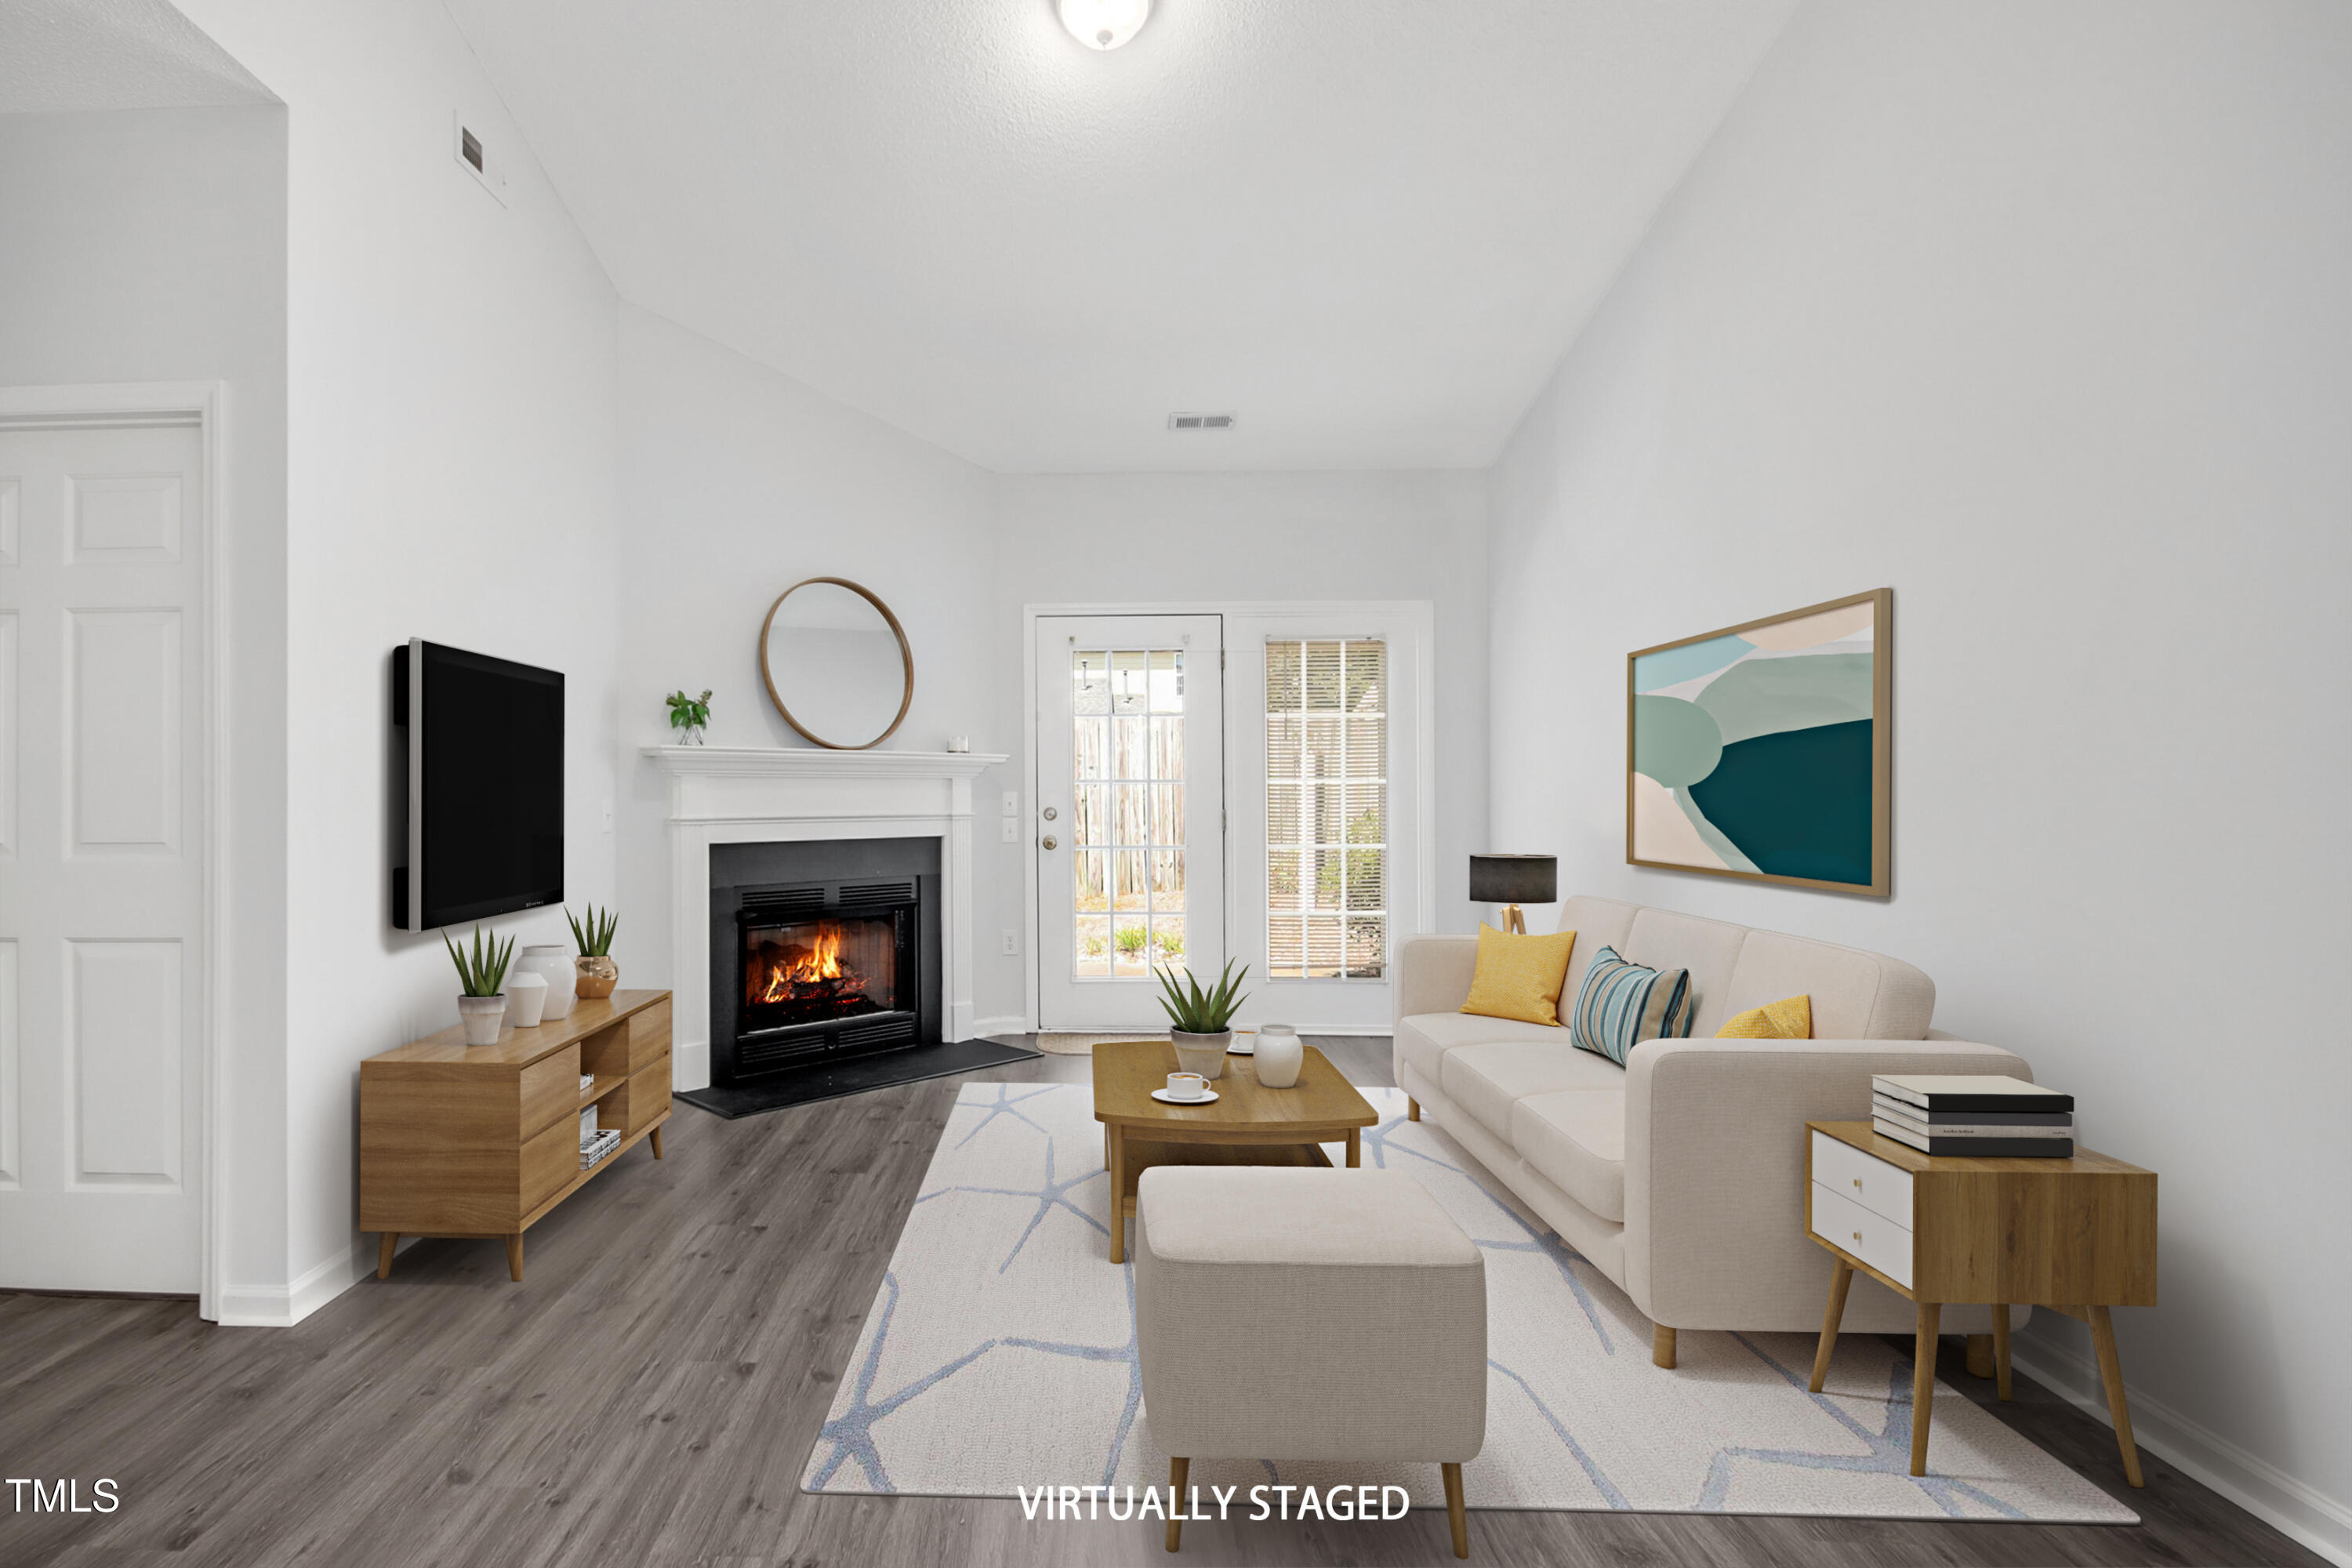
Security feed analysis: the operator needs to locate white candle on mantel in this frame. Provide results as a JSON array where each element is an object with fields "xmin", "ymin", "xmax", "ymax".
[{"xmin": 946, "ymin": 735, "xmax": 971, "ymax": 753}]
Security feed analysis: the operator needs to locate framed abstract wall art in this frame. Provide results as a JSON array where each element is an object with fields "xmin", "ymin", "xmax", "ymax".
[{"xmin": 1626, "ymin": 589, "xmax": 1891, "ymax": 896}]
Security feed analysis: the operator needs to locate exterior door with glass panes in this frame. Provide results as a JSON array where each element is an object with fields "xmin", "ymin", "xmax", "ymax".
[{"xmin": 1034, "ymin": 616, "xmax": 1224, "ymax": 1029}]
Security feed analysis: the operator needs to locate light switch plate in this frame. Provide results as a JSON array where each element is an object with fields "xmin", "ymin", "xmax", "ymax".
[
  {"xmin": 1001, "ymin": 817, "xmax": 1018, "ymax": 842},
  {"xmin": 1001, "ymin": 790, "xmax": 1020, "ymax": 817}
]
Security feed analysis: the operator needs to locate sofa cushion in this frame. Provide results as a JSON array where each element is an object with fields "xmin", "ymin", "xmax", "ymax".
[
  {"xmin": 1567, "ymin": 945, "xmax": 1694, "ymax": 1065},
  {"xmin": 1439, "ymin": 1040, "xmax": 1627, "ymax": 1144},
  {"xmin": 1621, "ymin": 907, "xmax": 1751, "ymax": 1037},
  {"xmin": 1510, "ymin": 1090, "xmax": 1627, "ymax": 1222},
  {"xmin": 1396, "ymin": 1011, "xmax": 1568, "ymax": 1089},
  {"xmin": 1722, "ymin": 930, "xmax": 1934, "ymax": 1040},
  {"xmin": 1461, "ymin": 923, "xmax": 1579, "ymax": 1025},
  {"xmin": 1553, "ymin": 896, "xmax": 1640, "ymax": 1018}
]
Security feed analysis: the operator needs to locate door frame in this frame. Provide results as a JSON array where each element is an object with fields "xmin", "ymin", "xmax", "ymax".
[
  {"xmin": 0, "ymin": 381, "xmax": 230, "ymax": 1320},
  {"xmin": 1021, "ymin": 600, "xmax": 1436, "ymax": 1035}
]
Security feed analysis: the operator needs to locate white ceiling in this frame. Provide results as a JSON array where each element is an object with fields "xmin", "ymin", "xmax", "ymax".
[
  {"xmin": 445, "ymin": 0, "xmax": 1795, "ymax": 473},
  {"xmin": 0, "ymin": 0, "xmax": 274, "ymax": 114}
]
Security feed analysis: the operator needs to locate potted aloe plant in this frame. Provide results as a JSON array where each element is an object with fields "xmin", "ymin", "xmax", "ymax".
[
  {"xmin": 445, "ymin": 924, "xmax": 516, "ymax": 1046},
  {"xmin": 568, "ymin": 903, "xmax": 619, "ymax": 1000},
  {"xmin": 1155, "ymin": 960, "xmax": 1250, "ymax": 1081}
]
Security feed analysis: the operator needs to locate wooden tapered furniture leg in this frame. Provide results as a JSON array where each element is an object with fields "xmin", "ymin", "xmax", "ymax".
[
  {"xmin": 1991, "ymin": 1306, "xmax": 2013, "ymax": 1402},
  {"xmin": 1652, "ymin": 1324, "xmax": 1676, "ymax": 1369},
  {"xmin": 505, "ymin": 1232, "xmax": 524, "ymax": 1283},
  {"xmin": 1108, "ymin": 1124, "xmax": 1128, "ymax": 1265},
  {"xmin": 1166, "ymin": 1457, "xmax": 1189, "ymax": 1552},
  {"xmin": 376, "ymin": 1233, "xmax": 398, "ymax": 1280},
  {"xmin": 1965, "ymin": 1334, "xmax": 1995, "ymax": 1378},
  {"xmin": 1407, "ymin": 1098, "xmax": 1420, "ymax": 1122},
  {"xmin": 651, "ymin": 1126, "xmax": 663, "ymax": 1159},
  {"xmin": 1345, "ymin": 1127, "xmax": 1360, "ymax": 1167},
  {"xmin": 1910, "ymin": 1300, "xmax": 1941, "ymax": 1475},
  {"xmin": 1442, "ymin": 1462, "xmax": 1468, "ymax": 1559},
  {"xmin": 2089, "ymin": 1305, "xmax": 2145, "ymax": 1487},
  {"xmin": 1809, "ymin": 1257, "xmax": 1853, "ymax": 1392}
]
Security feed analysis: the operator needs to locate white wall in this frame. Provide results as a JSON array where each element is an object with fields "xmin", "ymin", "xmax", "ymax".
[
  {"xmin": 612, "ymin": 306, "xmax": 1000, "ymax": 1033},
  {"xmin": 0, "ymin": 103, "xmax": 290, "ymax": 1308},
  {"xmin": 172, "ymin": 0, "xmax": 623, "ymax": 1322},
  {"xmin": 1485, "ymin": 0, "xmax": 2351, "ymax": 1552}
]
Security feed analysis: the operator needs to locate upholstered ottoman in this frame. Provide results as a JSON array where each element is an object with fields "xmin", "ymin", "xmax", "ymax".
[{"xmin": 1134, "ymin": 1166, "xmax": 1487, "ymax": 1557}]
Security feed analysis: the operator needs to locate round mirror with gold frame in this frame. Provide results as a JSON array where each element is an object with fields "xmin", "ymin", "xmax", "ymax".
[{"xmin": 758, "ymin": 577, "xmax": 913, "ymax": 750}]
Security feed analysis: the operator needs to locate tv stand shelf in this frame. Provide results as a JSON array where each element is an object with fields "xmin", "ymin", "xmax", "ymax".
[{"xmin": 361, "ymin": 989, "xmax": 672, "ymax": 1283}]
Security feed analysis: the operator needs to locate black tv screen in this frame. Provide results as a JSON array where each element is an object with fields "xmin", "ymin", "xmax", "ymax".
[{"xmin": 392, "ymin": 640, "xmax": 563, "ymax": 931}]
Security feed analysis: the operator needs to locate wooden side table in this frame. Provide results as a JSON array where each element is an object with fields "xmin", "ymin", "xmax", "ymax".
[{"xmin": 1804, "ymin": 1120, "xmax": 2156, "ymax": 1485}]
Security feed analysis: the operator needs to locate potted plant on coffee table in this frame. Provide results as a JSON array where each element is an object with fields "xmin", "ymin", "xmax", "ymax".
[
  {"xmin": 445, "ymin": 924, "xmax": 516, "ymax": 1046},
  {"xmin": 1155, "ymin": 959, "xmax": 1249, "ymax": 1081}
]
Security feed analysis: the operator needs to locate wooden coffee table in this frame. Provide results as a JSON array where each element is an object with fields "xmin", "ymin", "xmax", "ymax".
[{"xmin": 1091, "ymin": 1039, "xmax": 1380, "ymax": 1263}]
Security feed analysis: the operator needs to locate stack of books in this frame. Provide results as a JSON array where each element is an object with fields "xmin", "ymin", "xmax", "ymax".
[
  {"xmin": 579, "ymin": 1072, "xmax": 594, "ymax": 1096},
  {"xmin": 580, "ymin": 1124, "xmax": 622, "ymax": 1170},
  {"xmin": 1872, "ymin": 1074, "xmax": 2074, "ymax": 1156}
]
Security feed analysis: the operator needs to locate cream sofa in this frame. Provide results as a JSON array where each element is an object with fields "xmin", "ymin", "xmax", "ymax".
[{"xmin": 1394, "ymin": 895, "xmax": 2029, "ymax": 1364}]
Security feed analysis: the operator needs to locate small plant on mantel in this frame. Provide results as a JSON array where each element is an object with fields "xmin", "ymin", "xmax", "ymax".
[
  {"xmin": 445, "ymin": 924, "xmax": 515, "ymax": 1046},
  {"xmin": 664, "ymin": 688, "xmax": 713, "ymax": 746},
  {"xmin": 568, "ymin": 903, "xmax": 621, "ymax": 1001}
]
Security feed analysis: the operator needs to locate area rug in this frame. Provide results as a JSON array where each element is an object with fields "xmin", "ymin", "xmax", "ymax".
[
  {"xmin": 801, "ymin": 1083, "xmax": 2137, "ymax": 1524},
  {"xmin": 1030, "ymin": 1032, "xmax": 1165, "ymax": 1057}
]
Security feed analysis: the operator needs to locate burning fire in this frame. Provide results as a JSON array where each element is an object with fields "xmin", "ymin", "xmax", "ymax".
[{"xmin": 754, "ymin": 921, "xmax": 869, "ymax": 1006}]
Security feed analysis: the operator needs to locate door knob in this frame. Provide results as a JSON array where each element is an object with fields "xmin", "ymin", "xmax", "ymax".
[
  {"xmin": 1041, "ymin": 806, "xmax": 1058, "ymax": 822},
  {"xmin": 1040, "ymin": 836, "xmax": 1058, "ymax": 850}
]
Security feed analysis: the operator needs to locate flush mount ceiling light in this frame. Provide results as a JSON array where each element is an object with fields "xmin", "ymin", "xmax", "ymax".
[{"xmin": 1058, "ymin": 0, "xmax": 1151, "ymax": 51}]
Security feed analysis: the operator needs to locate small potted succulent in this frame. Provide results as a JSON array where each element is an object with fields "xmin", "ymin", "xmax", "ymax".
[
  {"xmin": 665, "ymin": 688, "xmax": 713, "ymax": 746},
  {"xmin": 445, "ymin": 924, "xmax": 516, "ymax": 1046},
  {"xmin": 568, "ymin": 903, "xmax": 619, "ymax": 1000},
  {"xmin": 1154, "ymin": 959, "xmax": 1250, "ymax": 1081}
]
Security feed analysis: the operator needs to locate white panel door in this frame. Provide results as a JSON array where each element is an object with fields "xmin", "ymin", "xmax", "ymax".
[
  {"xmin": 0, "ymin": 422, "xmax": 205, "ymax": 1293},
  {"xmin": 1034, "ymin": 616, "xmax": 1224, "ymax": 1030}
]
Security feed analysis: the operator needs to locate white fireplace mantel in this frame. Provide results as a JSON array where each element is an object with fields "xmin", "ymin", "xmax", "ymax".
[{"xmin": 641, "ymin": 746, "xmax": 1008, "ymax": 1089}]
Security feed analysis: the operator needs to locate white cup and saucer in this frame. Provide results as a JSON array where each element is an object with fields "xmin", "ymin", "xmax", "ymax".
[{"xmin": 1151, "ymin": 1071, "xmax": 1218, "ymax": 1105}]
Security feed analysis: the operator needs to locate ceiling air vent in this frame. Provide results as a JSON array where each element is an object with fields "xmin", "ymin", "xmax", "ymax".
[{"xmin": 1167, "ymin": 412, "xmax": 1236, "ymax": 431}]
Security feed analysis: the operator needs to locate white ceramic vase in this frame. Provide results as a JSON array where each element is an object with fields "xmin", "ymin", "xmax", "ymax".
[
  {"xmin": 517, "ymin": 944, "xmax": 576, "ymax": 1021},
  {"xmin": 457, "ymin": 994, "xmax": 507, "ymax": 1047},
  {"xmin": 1254, "ymin": 1023, "xmax": 1304, "ymax": 1088},
  {"xmin": 1171, "ymin": 1029, "xmax": 1230, "ymax": 1080},
  {"xmin": 506, "ymin": 971, "xmax": 549, "ymax": 1028}
]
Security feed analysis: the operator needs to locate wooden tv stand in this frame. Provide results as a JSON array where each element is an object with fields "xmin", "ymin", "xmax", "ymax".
[{"xmin": 360, "ymin": 989, "xmax": 672, "ymax": 1283}]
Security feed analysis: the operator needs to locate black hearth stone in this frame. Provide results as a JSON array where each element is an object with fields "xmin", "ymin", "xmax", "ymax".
[{"xmin": 672, "ymin": 1037, "xmax": 1043, "ymax": 1120}]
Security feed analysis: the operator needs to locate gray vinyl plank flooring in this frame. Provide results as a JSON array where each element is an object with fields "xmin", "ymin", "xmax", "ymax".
[{"xmin": 0, "ymin": 1035, "xmax": 2321, "ymax": 1568}]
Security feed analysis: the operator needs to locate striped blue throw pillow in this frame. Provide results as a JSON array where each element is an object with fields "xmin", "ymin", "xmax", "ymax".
[{"xmin": 1570, "ymin": 946, "xmax": 1695, "ymax": 1066}]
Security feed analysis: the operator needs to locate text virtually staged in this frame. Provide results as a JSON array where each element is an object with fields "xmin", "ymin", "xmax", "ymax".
[{"xmin": 2, "ymin": 2, "xmax": 2346, "ymax": 1567}]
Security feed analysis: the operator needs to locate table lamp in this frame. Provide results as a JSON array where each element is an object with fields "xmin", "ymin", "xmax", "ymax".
[{"xmin": 1469, "ymin": 854, "xmax": 1557, "ymax": 935}]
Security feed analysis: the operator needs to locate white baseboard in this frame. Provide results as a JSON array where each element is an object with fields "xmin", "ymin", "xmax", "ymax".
[
  {"xmin": 212, "ymin": 1235, "xmax": 397, "ymax": 1327},
  {"xmin": 969, "ymin": 1014, "xmax": 1031, "ymax": 1038},
  {"xmin": 2008, "ymin": 1336, "xmax": 2352, "ymax": 1566},
  {"xmin": 673, "ymin": 1036, "xmax": 710, "ymax": 1091}
]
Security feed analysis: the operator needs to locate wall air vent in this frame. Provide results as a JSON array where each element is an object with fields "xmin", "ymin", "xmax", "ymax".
[
  {"xmin": 1167, "ymin": 412, "xmax": 1237, "ymax": 431},
  {"xmin": 452, "ymin": 113, "xmax": 508, "ymax": 206}
]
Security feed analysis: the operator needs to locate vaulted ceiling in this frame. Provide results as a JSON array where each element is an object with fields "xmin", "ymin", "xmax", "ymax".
[
  {"xmin": 1, "ymin": 0, "xmax": 274, "ymax": 113},
  {"xmin": 445, "ymin": 0, "xmax": 1795, "ymax": 472}
]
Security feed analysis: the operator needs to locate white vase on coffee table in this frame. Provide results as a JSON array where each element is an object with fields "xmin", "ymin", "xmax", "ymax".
[
  {"xmin": 1171, "ymin": 1029, "xmax": 1230, "ymax": 1080},
  {"xmin": 1254, "ymin": 1023, "xmax": 1304, "ymax": 1088}
]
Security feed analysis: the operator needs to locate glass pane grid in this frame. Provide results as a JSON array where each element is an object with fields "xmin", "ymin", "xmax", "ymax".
[
  {"xmin": 1073, "ymin": 647, "xmax": 1188, "ymax": 980},
  {"xmin": 1265, "ymin": 639, "xmax": 1387, "ymax": 981}
]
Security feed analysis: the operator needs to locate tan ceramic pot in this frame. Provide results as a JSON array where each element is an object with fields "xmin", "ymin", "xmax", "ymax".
[{"xmin": 574, "ymin": 954, "xmax": 619, "ymax": 1000}]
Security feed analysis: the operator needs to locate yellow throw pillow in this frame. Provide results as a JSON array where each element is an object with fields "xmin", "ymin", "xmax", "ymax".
[
  {"xmin": 1461, "ymin": 924, "xmax": 1578, "ymax": 1027},
  {"xmin": 1716, "ymin": 994, "xmax": 1813, "ymax": 1039}
]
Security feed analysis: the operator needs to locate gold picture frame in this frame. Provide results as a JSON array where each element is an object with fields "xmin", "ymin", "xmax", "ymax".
[{"xmin": 1626, "ymin": 589, "xmax": 1891, "ymax": 896}]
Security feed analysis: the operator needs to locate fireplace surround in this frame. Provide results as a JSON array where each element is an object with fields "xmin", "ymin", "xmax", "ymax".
[{"xmin": 644, "ymin": 746, "xmax": 1006, "ymax": 1091}]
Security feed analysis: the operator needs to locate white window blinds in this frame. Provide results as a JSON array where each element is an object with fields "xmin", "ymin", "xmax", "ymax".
[{"xmin": 1265, "ymin": 639, "xmax": 1386, "ymax": 980}]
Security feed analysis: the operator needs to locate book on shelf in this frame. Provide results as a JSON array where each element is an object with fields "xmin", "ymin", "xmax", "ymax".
[
  {"xmin": 579, "ymin": 1105, "xmax": 599, "ymax": 1142},
  {"xmin": 1872, "ymin": 1073, "xmax": 2073, "ymax": 1115},
  {"xmin": 1871, "ymin": 1094, "xmax": 2071, "ymax": 1137},
  {"xmin": 579, "ymin": 1126, "xmax": 622, "ymax": 1169},
  {"xmin": 1871, "ymin": 1117, "xmax": 2074, "ymax": 1159},
  {"xmin": 579, "ymin": 1072, "xmax": 594, "ymax": 1095}
]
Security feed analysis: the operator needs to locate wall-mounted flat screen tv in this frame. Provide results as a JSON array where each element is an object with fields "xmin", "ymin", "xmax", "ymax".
[{"xmin": 391, "ymin": 639, "xmax": 564, "ymax": 931}]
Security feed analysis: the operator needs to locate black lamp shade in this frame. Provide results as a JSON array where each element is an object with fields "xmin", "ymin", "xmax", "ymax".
[{"xmin": 1470, "ymin": 854, "xmax": 1556, "ymax": 906}]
